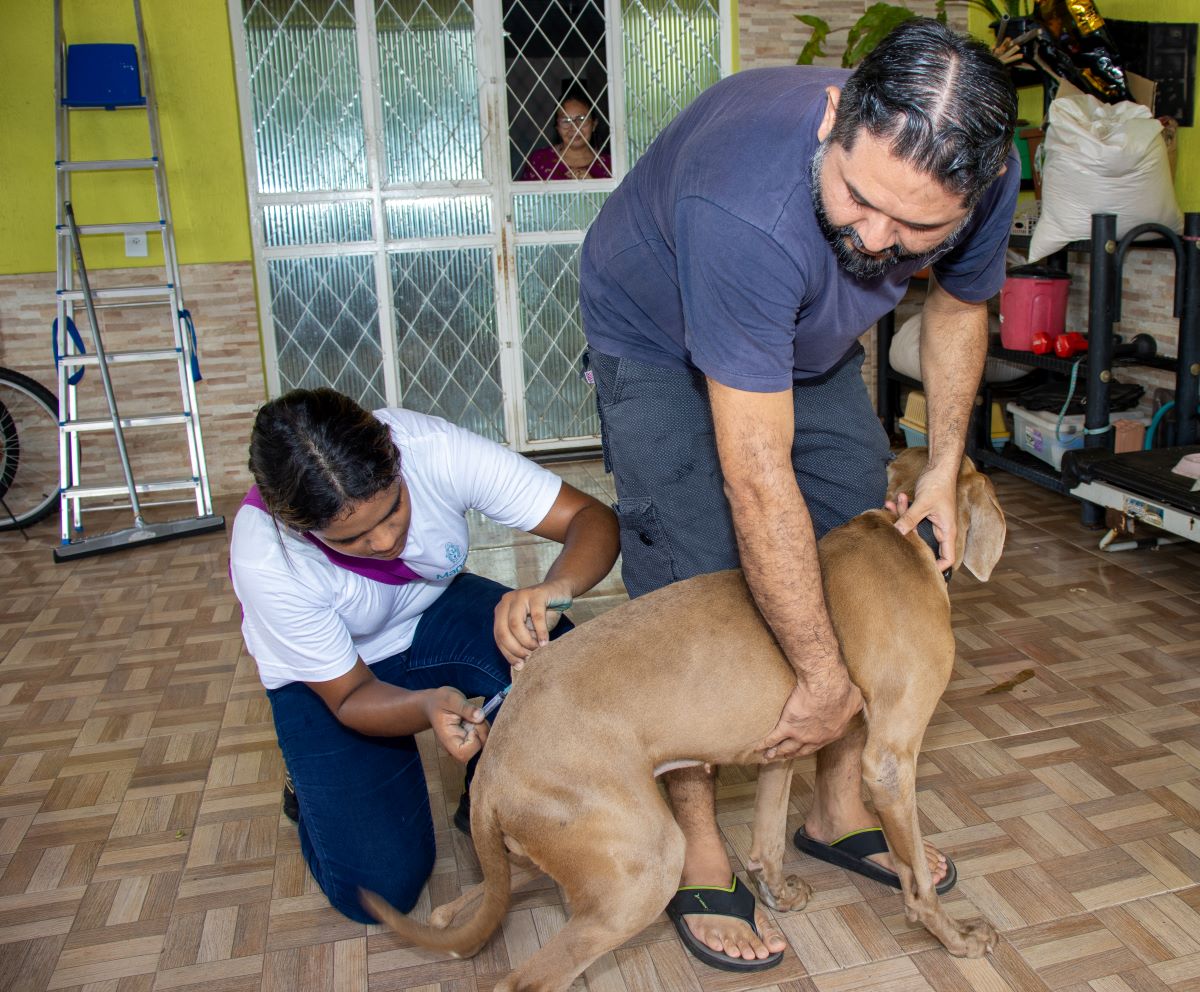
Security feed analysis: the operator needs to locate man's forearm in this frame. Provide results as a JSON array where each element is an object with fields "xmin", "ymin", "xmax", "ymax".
[
  {"xmin": 727, "ymin": 475, "xmax": 843, "ymax": 686},
  {"xmin": 705, "ymin": 379, "xmax": 842, "ymax": 683},
  {"xmin": 920, "ymin": 279, "xmax": 988, "ymax": 473}
]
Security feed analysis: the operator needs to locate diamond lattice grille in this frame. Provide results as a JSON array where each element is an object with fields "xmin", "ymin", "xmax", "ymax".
[
  {"xmin": 243, "ymin": 0, "xmax": 367, "ymax": 193},
  {"xmin": 622, "ymin": 0, "xmax": 719, "ymax": 164},
  {"xmin": 376, "ymin": 0, "xmax": 486, "ymax": 184},
  {"xmin": 516, "ymin": 242, "xmax": 597, "ymax": 441},
  {"xmin": 504, "ymin": 0, "xmax": 610, "ymax": 182},
  {"xmin": 268, "ymin": 255, "xmax": 386, "ymax": 408},
  {"xmin": 237, "ymin": 0, "xmax": 724, "ymax": 450},
  {"xmin": 390, "ymin": 249, "xmax": 504, "ymax": 440}
]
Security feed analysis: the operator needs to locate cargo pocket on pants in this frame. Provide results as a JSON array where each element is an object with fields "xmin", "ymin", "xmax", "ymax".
[{"xmin": 614, "ymin": 496, "xmax": 676, "ymax": 598}]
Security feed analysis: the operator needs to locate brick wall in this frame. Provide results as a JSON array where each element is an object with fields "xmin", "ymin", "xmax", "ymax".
[
  {"xmin": 0, "ymin": 262, "xmax": 264, "ymax": 501},
  {"xmin": 738, "ymin": 1, "xmax": 967, "ymax": 71},
  {"xmin": 1063, "ymin": 248, "xmax": 1184, "ymax": 412}
]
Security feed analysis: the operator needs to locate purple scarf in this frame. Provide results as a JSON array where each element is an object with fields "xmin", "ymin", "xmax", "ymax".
[{"xmin": 242, "ymin": 485, "xmax": 422, "ymax": 586}]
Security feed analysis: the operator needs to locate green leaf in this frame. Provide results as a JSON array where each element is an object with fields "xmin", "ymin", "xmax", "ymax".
[
  {"xmin": 935, "ymin": 0, "xmax": 948, "ymax": 24},
  {"xmin": 843, "ymin": 5, "xmax": 918, "ymax": 67},
  {"xmin": 794, "ymin": 14, "xmax": 832, "ymax": 66}
]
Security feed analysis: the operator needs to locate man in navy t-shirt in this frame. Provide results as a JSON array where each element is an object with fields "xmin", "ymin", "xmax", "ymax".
[{"xmin": 581, "ymin": 19, "xmax": 1018, "ymax": 972}]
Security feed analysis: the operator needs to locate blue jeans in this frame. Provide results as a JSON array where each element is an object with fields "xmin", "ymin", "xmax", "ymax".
[{"xmin": 266, "ymin": 572, "xmax": 574, "ymax": 923}]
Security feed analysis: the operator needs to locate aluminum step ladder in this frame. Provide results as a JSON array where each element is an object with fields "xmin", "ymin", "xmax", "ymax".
[{"xmin": 52, "ymin": 0, "xmax": 223, "ymax": 562}]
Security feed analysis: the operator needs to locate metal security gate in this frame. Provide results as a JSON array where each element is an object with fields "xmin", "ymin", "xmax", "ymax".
[{"xmin": 228, "ymin": 0, "xmax": 727, "ymax": 450}]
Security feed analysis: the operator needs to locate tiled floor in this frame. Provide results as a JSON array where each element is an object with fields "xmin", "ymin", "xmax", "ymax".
[{"xmin": 2, "ymin": 458, "xmax": 1200, "ymax": 992}]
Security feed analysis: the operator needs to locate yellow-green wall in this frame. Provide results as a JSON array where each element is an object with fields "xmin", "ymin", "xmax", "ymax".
[
  {"xmin": 969, "ymin": 0, "xmax": 1198, "ymax": 211},
  {"xmin": 2, "ymin": 1, "xmax": 1192, "ymax": 278},
  {"xmin": 0, "ymin": 0, "xmax": 250, "ymax": 275}
]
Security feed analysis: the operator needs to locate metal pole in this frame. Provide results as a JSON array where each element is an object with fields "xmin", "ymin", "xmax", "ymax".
[
  {"xmin": 875, "ymin": 309, "xmax": 896, "ymax": 433},
  {"xmin": 64, "ymin": 202, "xmax": 146, "ymax": 528},
  {"xmin": 1081, "ymin": 213, "xmax": 1117, "ymax": 527},
  {"xmin": 1177, "ymin": 212, "xmax": 1200, "ymax": 446}
]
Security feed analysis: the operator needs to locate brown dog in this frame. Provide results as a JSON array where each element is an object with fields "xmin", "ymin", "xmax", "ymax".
[{"xmin": 363, "ymin": 450, "xmax": 1006, "ymax": 991}]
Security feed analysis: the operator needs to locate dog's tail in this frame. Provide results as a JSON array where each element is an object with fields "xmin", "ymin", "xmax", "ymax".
[{"xmin": 359, "ymin": 806, "xmax": 512, "ymax": 957}]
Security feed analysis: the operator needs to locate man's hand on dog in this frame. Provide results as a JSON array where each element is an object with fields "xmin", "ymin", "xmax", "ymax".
[
  {"xmin": 891, "ymin": 464, "xmax": 958, "ymax": 570},
  {"xmin": 757, "ymin": 669, "xmax": 863, "ymax": 760}
]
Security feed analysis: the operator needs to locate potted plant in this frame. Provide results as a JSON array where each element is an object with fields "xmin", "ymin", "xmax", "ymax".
[
  {"xmin": 795, "ymin": 0, "xmax": 1034, "ymax": 67},
  {"xmin": 796, "ymin": 3, "xmax": 935, "ymax": 67}
]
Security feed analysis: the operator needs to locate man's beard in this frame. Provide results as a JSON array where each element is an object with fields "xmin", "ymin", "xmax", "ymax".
[{"xmin": 809, "ymin": 141, "xmax": 967, "ymax": 281}]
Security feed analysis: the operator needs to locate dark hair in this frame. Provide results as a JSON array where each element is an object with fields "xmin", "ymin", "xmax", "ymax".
[
  {"xmin": 248, "ymin": 388, "xmax": 398, "ymax": 532},
  {"xmin": 830, "ymin": 18, "xmax": 1017, "ymax": 208}
]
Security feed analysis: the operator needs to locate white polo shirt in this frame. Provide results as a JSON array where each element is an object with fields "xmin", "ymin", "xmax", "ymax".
[{"xmin": 230, "ymin": 409, "xmax": 562, "ymax": 689}]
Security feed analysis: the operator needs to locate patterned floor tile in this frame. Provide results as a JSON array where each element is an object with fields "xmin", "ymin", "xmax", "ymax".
[{"xmin": 0, "ymin": 467, "xmax": 1198, "ymax": 989}]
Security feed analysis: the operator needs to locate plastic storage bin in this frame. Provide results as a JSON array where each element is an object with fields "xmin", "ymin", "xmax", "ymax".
[
  {"xmin": 900, "ymin": 391, "xmax": 1009, "ymax": 452},
  {"xmin": 1008, "ymin": 403, "xmax": 1152, "ymax": 469},
  {"xmin": 65, "ymin": 44, "xmax": 146, "ymax": 109},
  {"xmin": 1007, "ymin": 402, "xmax": 1085, "ymax": 469}
]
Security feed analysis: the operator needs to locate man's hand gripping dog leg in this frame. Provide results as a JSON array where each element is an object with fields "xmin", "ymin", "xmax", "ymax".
[{"xmin": 756, "ymin": 661, "xmax": 863, "ymax": 761}]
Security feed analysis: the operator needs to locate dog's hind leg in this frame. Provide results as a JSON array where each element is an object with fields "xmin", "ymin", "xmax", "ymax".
[
  {"xmin": 498, "ymin": 796, "xmax": 685, "ymax": 992},
  {"xmin": 431, "ymin": 853, "xmax": 541, "ymax": 929},
  {"xmin": 861, "ymin": 733, "xmax": 996, "ymax": 958},
  {"xmin": 748, "ymin": 761, "xmax": 810, "ymax": 912}
]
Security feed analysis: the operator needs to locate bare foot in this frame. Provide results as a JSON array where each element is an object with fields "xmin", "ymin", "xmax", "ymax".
[
  {"xmin": 680, "ymin": 841, "xmax": 787, "ymax": 962},
  {"xmin": 684, "ymin": 902, "xmax": 786, "ymax": 962}
]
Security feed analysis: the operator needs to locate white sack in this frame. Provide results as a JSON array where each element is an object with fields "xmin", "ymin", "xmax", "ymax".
[
  {"xmin": 888, "ymin": 312, "xmax": 1027, "ymax": 384},
  {"xmin": 1028, "ymin": 94, "xmax": 1182, "ymax": 263}
]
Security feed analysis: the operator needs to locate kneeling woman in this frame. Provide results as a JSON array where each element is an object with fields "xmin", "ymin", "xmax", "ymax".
[{"xmin": 229, "ymin": 388, "xmax": 619, "ymax": 922}]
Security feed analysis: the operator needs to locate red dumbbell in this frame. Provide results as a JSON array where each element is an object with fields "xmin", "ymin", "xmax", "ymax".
[
  {"xmin": 1054, "ymin": 332, "xmax": 1088, "ymax": 358},
  {"xmin": 1030, "ymin": 330, "xmax": 1055, "ymax": 355}
]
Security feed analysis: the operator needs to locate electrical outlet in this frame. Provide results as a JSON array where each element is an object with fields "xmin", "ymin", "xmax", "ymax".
[{"xmin": 124, "ymin": 232, "xmax": 148, "ymax": 257}]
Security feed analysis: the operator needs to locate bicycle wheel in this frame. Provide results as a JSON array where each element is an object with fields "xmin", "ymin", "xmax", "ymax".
[{"xmin": 0, "ymin": 368, "xmax": 60, "ymax": 532}]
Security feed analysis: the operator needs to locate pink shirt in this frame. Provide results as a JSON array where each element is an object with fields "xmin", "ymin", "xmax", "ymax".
[{"xmin": 520, "ymin": 145, "xmax": 612, "ymax": 181}]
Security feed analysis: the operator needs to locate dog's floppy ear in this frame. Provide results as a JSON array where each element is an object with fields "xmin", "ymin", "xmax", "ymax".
[
  {"xmin": 885, "ymin": 448, "xmax": 926, "ymax": 501},
  {"xmin": 959, "ymin": 471, "xmax": 1005, "ymax": 581}
]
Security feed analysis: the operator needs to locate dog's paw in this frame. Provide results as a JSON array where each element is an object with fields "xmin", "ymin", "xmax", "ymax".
[
  {"xmin": 754, "ymin": 872, "xmax": 811, "ymax": 913},
  {"xmin": 949, "ymin": 920, "xmax": 998, "ymax": 959},
  {"xmin": 430, "ymin": 903, "xmax": 456, "ymax": 928}
]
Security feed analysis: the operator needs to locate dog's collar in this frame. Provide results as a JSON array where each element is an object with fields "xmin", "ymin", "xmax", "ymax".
[{"xmin": 915, "ymin": 518, "xmax": 953, "ymax": 583}]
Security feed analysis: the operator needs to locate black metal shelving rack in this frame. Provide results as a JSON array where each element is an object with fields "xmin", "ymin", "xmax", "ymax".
[{"xmin": 877, "ymin": 212, "xmax": 1199, "ymax": 525}]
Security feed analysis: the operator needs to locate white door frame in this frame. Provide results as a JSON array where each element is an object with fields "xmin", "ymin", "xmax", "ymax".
[{"xmin": 227, "ymin": 0, "xmax": 732, "ymax": 450}]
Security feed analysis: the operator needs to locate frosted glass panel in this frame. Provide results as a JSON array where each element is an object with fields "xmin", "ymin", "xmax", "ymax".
[
  {"xmin": 376, "ymin": 0, "xmax": 486, "ymax": 184},
  {"xmin": 512, "ymin": 191, "xmax": 608, "ymax": 234},
  {"xmin": 263, "ymin": 201, "xmax": 374, "ymax": 247},
  {"xmin": 385, "ymin": 196, "xmax": 493, "ymax": 240},
  {"xmin": 389, "ymin": 249, "xmax": 504, "ymax": 440},
  {"xmin": 267, "ymin": 255, "xmax": 385, "ymax": 409},
  {"xmin": 622, "ymin": 0, "xmax": 720, "ymax": 164},
  {"xmin": 515, "ymin": 242, "xmax": 596, "ymax": 441},
  {"xmin": 242, "ymin": 0, "xmax": 367, "ymax": 193}
]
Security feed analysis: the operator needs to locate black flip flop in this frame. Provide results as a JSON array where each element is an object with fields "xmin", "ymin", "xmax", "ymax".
[
  {"xmin": 664, "ymin": 876, "xmax": 785, "ymax": 973},
  {"xmin": 793, "ymin": 826, "xmax": 958, "ymax": 895}
]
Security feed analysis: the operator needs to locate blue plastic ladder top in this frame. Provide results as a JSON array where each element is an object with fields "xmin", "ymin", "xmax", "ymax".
[{"xmin": 64, "ymin": 44, "xmax": 146, "ymax": 109}]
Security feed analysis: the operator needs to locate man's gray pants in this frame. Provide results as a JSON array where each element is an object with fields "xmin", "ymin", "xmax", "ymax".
[{"xmin": 587, "ymin": 347, "xmax": 891, "ymax": 599}]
